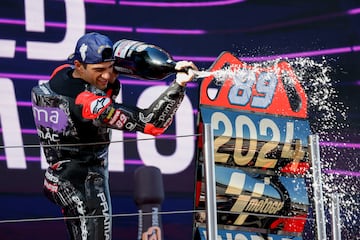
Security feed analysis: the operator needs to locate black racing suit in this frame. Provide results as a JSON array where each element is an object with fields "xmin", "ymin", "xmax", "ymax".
[{"xmin": 31, "ymin": 65, "xmax": 186, "ymax": 240}]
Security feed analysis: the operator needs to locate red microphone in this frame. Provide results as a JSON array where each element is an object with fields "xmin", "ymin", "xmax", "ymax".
[{"xmin": 134, "ymin": 166, "xmax": 164, "ymax": 240}]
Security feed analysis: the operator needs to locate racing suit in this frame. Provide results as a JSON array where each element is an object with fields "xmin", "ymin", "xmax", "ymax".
[{"xmin": 31, "ymin": 65, "xmax": 186, "ymax": 240}]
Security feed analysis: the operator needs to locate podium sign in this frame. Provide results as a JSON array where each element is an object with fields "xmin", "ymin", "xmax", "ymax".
[{"xmin": 194, "ymin": 52, "xmax": 311, "ymax": 239}]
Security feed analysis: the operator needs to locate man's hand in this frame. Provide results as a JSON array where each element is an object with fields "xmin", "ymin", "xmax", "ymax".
[{"xmin": 174, "ymin": 61, "xmax": 198, "ymax": 86}]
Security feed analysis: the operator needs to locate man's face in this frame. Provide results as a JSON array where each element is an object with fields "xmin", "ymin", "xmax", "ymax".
[{"xmin": 81, "ymin": 61, "xmax": 114, "ymax": 90}]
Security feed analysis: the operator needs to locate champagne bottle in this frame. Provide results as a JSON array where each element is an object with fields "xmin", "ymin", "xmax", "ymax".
[{"xmin": 113, "ymin": 39, "xmax": 212, "ymax": 80}]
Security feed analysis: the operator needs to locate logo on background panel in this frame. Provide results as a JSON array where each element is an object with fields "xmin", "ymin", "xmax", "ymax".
[{"xmin": 32, "ymin": 106, "xmax": 68, "ymax": 132}]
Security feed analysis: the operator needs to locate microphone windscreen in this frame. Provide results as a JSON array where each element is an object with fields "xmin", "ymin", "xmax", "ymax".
[{"xmin": 134, "ymin": 166, "xmax": 164, "ymax": 206}]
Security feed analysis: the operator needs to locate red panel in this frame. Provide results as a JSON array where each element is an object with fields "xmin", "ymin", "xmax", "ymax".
[{"xmin": 200, "ymin": 52, "xmax": 308, "ymax": 119}]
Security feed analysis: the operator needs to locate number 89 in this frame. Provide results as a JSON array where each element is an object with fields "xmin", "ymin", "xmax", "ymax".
[{"xmin": 228, "ymin": 70, "xmax": 277, "ymax": 109}]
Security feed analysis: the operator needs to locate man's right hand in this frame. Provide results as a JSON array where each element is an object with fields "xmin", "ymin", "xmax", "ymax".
[{"xmin": 174, "ymin": 61, "xmax": 198, "ymax": 86}]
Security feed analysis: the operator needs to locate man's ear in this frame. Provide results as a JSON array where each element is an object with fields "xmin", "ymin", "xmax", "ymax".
[
  {"xmin": 73, "ymin": 60, "xmax": 82, "ymax": 69},
  {"xmin": 72, "ymin": 60, "xmax": 85, "ymax": 78}
]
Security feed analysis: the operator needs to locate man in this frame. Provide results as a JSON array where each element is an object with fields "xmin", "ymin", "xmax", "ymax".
[{"xmin": 31, "ymin": 32, "xmax": 198, "ymax": 240}]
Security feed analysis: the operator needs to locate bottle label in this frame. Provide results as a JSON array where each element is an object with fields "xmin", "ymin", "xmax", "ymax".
[{"xmin": 114, "ymin": 40, "xmax": 142, "ymax": 59}]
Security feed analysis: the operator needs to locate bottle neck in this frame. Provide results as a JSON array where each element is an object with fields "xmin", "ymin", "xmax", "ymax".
[{"xmin": 164, "ymin": 59, "xmax": 177, "ymax": 70}]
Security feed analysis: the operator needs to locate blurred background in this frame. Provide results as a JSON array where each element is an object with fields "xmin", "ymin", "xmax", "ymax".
[{"xmin": 0, "ymin": 0, "xmax": 359, "ymax": 239}]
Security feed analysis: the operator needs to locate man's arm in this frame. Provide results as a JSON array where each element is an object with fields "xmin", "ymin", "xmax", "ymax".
[{"xmin": 75, "ymin": 60, "xmax": 197, "ymax": 135}]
